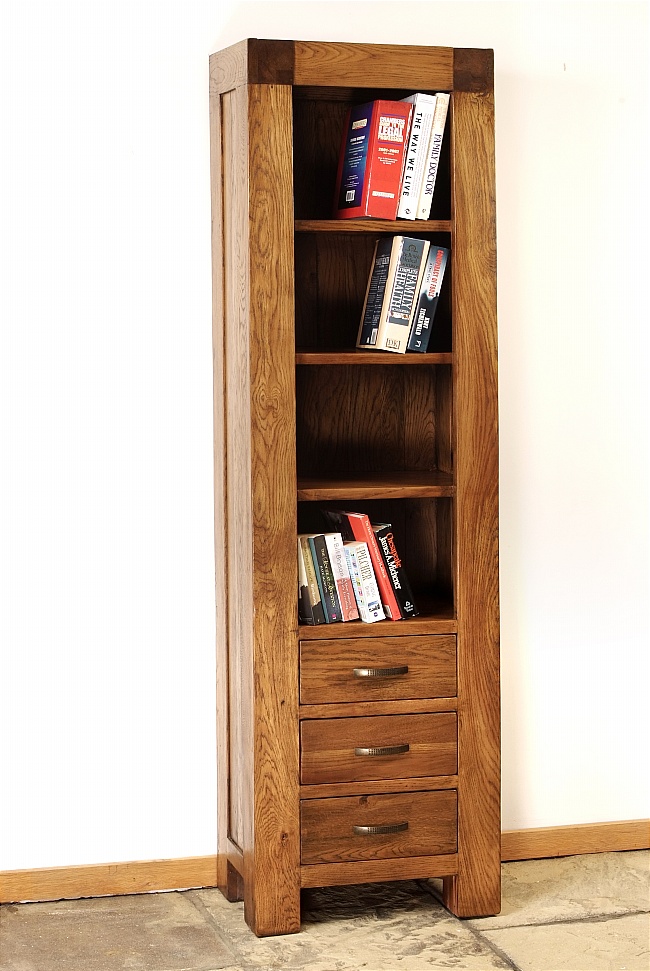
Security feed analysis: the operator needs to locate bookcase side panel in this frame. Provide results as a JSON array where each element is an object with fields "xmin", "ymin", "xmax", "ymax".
[
  {"xmin": 221, "ymin": 84, "xmax": 255, "ymax": 860},
  {"xmin": 448, "ymin": 82, "xmax": 500, "ymax": 917},
  {"xmin": 247, "ymin": 82, "xmax": 301, "ymax": 937}
]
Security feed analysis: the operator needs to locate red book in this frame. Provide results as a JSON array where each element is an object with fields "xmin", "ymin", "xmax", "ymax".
[
  {"xmin": 322, "ymin": 510, "xmax": 403, "ymax": 620},
  {"xmin": 333, "ymin": 100, "xmax": 413, "ymax": 221}
]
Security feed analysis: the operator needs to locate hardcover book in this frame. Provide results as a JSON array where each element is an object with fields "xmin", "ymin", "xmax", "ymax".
[
  {"xmin": 356, "ymin": 236, "xmax": 393, "ymax": 348},
  {"xmin": 407, "ymin": 244, "xmax": 449, "ymax": 352},
  {"xmin": 397, "ymin": 93, "xmax": 437, "ymax": 220},
  {"xmin": 333, "ymin": 100, "xmax": 413, "ymax": 220}
]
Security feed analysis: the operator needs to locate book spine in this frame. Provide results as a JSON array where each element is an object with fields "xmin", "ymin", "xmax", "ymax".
[
  {"xmin": 340, "ymin": 513, "xmax": 402, "ymax": 620},
  {"xmin": 297, "ymin": 538, "xmax": 315, "ymax": 624},
  {"xmin": 375, "ymin": 237, "xmax": 430, "ymax": 354},
  {"xmin": 299, "ymin": 535, "xmax": 326, "ymax": 625},
  {"xmin": 356, "ymin": 237, "xmax": 393, "ymax": 348},
  {"xmin": 345, "ymin": 542, "xmax": 385, "ymax": 623},
  {"xmin": 397, "ymin": 95, "xmax": 437, "ymax": 220},
  {"xmin": 333, "ymin": 101, "xmax": 373, "ymax": 219},
  {"xmin": 324, "ymin": 533, "xmax": 359, "ymax": 622},
  {"xmin": 407, "ymin": 245, "xmax": 449, "ymax": 352},
  {"xmin": 372, "ymin": 524, "xmax": 419, "ymax": 619},
  {"xmin": 417, "ymin": 93, "xmax": 450, "ymax": 220},
  {"xmin": 308, "ymin": 535, "xmax": 341, "ymax": 623}
]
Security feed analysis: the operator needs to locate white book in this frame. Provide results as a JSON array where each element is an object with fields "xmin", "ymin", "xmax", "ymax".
[
  {"xmin": 416, "ymin": 92, "xmax": 450, "ymax": 220},
  {"xmin": 375, "ymin": 237, "xmax": 430, "ymax": 354},
  {"xmin": 344, "ymin": 541, "xmax": 385, "ymax": 623},
  {"xmin": 397, "ymin": 93, "xmax": 437, "ymax": 220}
]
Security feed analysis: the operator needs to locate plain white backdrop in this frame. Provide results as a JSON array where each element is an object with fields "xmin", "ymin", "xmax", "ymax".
[{"xmin": 1, "ymin": 1, "xmax": 648, "ymax": 871}]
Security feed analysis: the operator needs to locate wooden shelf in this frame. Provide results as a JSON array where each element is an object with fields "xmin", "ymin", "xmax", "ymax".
[
  {"xmin": 296, "ymin": 349, "xmax": 453, "ymax": 365},
  {"xmin": 297, "ymin": 471, "xmax": 454, "ymax": 501},
  {"xmin": 295, "ymin": 219, "xmax": 452, "ymax": 234},
  {"xmin": 299, "ymin": 603, "xmax": 457, "ymax": 640}
]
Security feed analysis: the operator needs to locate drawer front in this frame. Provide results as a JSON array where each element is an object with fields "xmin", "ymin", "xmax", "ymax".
[
  {"xmin": 301, "ymin": 789, "xmax": 458, "ymax": 864},
  {"xmin": 300, "ymin": 712, "xmax": 457, "ymax": 785},
  {"xmin": 300, "ymin": 634, "xmax": 457, "ymax": 705}
]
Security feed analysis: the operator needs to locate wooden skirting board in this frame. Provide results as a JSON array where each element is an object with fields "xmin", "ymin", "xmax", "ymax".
[{"xmin": 2, "ymin": 820, "xmax": 648, "ymax": 904}]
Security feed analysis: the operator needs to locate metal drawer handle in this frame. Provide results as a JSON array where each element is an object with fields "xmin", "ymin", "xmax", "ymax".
[
  {"xmin": 354, "ymin": 744, "xmax": 410, "ymax": 757},
  {"xmin": 353, "ymin": 822, "xmax": 409, "ymax": 836},
  {"xmin": 353, "ymin": 666, "xmax": 409, "ymax": 678}
]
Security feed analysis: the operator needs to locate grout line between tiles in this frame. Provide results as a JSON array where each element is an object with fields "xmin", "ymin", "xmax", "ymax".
[{"xmin": 183, "ymin": 890, "xmax": 246, "ymax": 969}]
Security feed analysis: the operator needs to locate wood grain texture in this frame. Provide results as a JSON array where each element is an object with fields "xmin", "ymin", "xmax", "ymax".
[
  {"xmin": 453, "ymin": 48, "xmax": 494, "ymax": 94},
  {"xmin": 299, "ymin": 605, "xmax": 457, "ymax": 639},
  {"xmin": 221, "ymin": 83, "xmax": 253, "ymax": 861},
  {"xmin": 296, "ymin": 472, "xmax": 454, "ymax": 501},
  {"xmin": 300, "ymin": 775, "xmax": 458, "ymax": 801},
  {"xmin": 301, "ymin": 790, "xmax": 457, "ymax": 864},
  {"xmin": 209, "ymin": 55, "xmax": 230, "ymax": 902},
  {"xmin": 295, "ymin": 219, "xmax": 452, "ymax": 233},
  {"xmin": 299, "ymin": 699, "xmax": 458, "ymax": 721},
  {"xmin": 294, "ymin": 41, "xmax": 454, "ymax": 89},
  {"xmin": 0, "ymin": 858, "xmax": 218, "ymax": 904},
  {"xmin": 245, "ymin": 83, "xmax": 301, "ymax": 937},
  {"xmin": 444, "ymin": 69, "xmax": 500, "ymax": 918},
  {"xmin": 300, "ymin": 634, "xmax": 457, "ymax": 704},
  {"xmin": 501, "ymin": 819, "xmax": 650, "ymax": 861},
  {"xmin": 300, "ymin": 853, "xmax": 459, "ymax": 888},
  {"xmin": 301, "ymin": 713, "xmax": 457, "ymax": 785},
  {"xmin": 295, "ymin": 350, "xmax": 453, "ymax": 365},
  {"xmin": 209, "ymin": 41, "xmax": 249, "ymax": 96}
]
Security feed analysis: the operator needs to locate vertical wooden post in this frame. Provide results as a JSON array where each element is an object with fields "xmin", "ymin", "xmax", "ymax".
[{"xmin": 444, "ymin": 48, "xmax": 501, "ymax": 917}]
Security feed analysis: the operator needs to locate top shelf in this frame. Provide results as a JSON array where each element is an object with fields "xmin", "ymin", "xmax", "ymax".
[{"xmin": 295, "ymin": 219, "xmax": 452, "ymax": 234}]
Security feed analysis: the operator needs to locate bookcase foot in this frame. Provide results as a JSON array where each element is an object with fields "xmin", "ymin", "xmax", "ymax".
[
  {"xmin": 442, "ymin": 872, "xmax": 501, "ymax": 918},
  {"xmin": 219, "ymin": 860, "xmax": 245, "ymax": 903}
]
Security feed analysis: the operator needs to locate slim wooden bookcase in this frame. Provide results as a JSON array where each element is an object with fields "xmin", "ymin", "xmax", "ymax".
[{"xmin": 209, "ymin": 39, "xmax": 499, "ymax": 937}]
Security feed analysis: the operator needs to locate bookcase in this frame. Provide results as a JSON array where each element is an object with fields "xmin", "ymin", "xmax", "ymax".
[{"xmin": 209, "ymin": 39, "xmax": 499, "ymax": 937}]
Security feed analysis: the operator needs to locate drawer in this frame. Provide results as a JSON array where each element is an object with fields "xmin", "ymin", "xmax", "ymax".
[
  {"xmin": 300, "ymin": 712, "xmax": 457, "ymax": 785},
  {"xmin": 300, "ymin": 634, "xmax": 457, "ymax": 705},
  {"xmin": 301, "ymin": 789, "xmax": 458, "ymax": 864}
]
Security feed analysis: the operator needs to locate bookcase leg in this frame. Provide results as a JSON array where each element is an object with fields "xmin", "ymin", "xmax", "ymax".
[
  {"xmin": 244, "ymin": 869, "xmax": 301, "ymax": 937},
  {"xmin": 219, "ymin": 860, "xmax": 245, "ymax": 903},
  {"xmin": 442, "ymin": 868, "xmax": 501, "ymax": 918}
]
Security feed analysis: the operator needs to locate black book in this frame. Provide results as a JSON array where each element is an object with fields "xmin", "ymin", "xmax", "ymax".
[{"xmin": 372, "ymin": 523, "xmax": 419, "ymax": 619}]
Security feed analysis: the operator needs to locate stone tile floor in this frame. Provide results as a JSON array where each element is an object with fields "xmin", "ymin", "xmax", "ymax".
[{"xmin": 1, "ymin": 851, "xmax": 648, "ymax": 971}]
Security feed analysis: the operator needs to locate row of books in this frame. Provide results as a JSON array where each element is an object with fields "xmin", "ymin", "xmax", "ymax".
[
  {"xmin": 357, "ymin": 235, "xmax": 449, "ymax": 354},
  {"xmin": 333, "ymin": 93, "xmax": 450, "ymax": 222},
  {"xmin": 298, "ymin": 510, "xmax": 419, "ymax": 626}
]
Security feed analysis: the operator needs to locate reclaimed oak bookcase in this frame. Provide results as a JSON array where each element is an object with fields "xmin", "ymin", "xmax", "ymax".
[{"xmin": 209, "ymin": 39, "xmax": 499, "ymax": 936}]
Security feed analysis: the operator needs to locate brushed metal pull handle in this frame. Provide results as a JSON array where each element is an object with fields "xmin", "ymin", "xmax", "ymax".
[
  {"xmin": 353, "ymin": 822, "xmax": 409, "ymax": 836},
  {"xmin": 354, "ymin": 743, "xmax": 410, "ymax": 757},
  {"xmin": 353, "ymin": 666, "xmax": 409, "ymax": 678}
]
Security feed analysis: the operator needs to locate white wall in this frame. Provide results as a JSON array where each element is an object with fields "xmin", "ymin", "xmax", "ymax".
[{"xmin": 1, "ymin": 1, "xmax": 647, "ymax": 871}]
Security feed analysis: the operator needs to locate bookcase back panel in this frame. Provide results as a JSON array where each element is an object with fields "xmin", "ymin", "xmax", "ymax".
[
  {"xmin": 297, "ymin": 496, "xmax": 453, "ymax": 606},
  {"xmin": 293, "ymin": 88, "xmax": 451, "ymax": 221},
  {"xmin": 296, "ymin": 364, "xmax": 452, "ymax": 476}
]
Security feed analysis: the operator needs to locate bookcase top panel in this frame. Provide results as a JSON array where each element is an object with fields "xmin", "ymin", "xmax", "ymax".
[{"xmin": 210, "ymin": 40, "xmax": 493, "ymax": 96}]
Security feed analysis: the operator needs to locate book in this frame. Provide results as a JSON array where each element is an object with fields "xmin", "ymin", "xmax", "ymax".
[
  {"xmin": 357, "ymin": 236, "xmax": 430, "ymax": 352},
  {"xmin": 375, "ymin": 236, "xmax": 430, "ymax": 353},
  {"xmin": 417, "ymin": 93, "xmax": 450, "ymax": 219},
  {"xmin": 356, "ymin": 237, "xmax": 393, "ymax": 348},
  {"xmin": 333, "ymin": 100, "xmax": 413, "ymax": 221},
  {"xmin": 344, "ymin": 541, "xmax": 385, "ymax": 623},
  {"xmin": 323, "ymin": 532, "xmax": 359, "ymax": 622},
  {"xmin": 372, "ymin": 523, "xmax": 419, "ymax": 619},
  {"xmin": 322, "ymin": 510, "xmax": 402, "ymax": 620},
  {"xmin": 397, "ymin": 93, "xmax": 437, "ymax": 220},
  {"xmin": 407, "ymin": 244, "xmax": 449, "ymax": 352},
  {"xmin": 307, "ymin": 534, "xmax": 341, "ymax": 623},
  {"xmin": 298, "ymin": 535, "xmax": 326, "ymax": 625}
]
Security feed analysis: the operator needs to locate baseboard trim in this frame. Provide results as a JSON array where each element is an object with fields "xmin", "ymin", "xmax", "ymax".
[
  {"xmin": 2, "ymin": 820, "xmax": 648, "ymax": 904},
  {"xmin": 0, "ymin": 856, "xmax": 218, "ymax": 904},
  {"xmin": 501, "ymin": 818, "xmax": 650, "ymax": 861}
]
